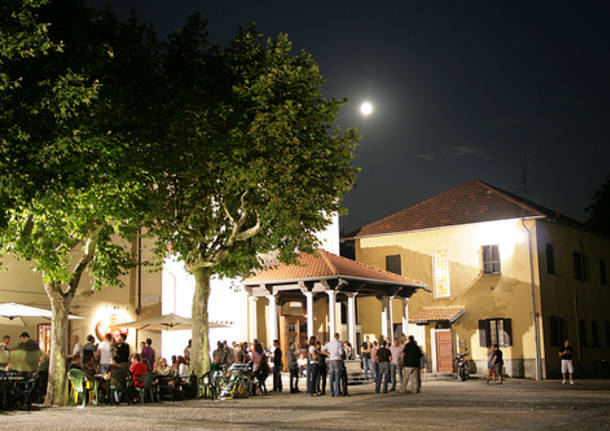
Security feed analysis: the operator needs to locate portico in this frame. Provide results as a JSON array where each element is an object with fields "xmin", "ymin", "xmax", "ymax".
[{"xmin": 243, "ymin": 249, "xmax": 428, "ymax": 370}]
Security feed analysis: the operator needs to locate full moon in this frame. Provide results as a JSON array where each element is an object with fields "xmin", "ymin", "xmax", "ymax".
[{"xmin": 360, "ymin": 102, "xmax": 373, "ymax": 116}]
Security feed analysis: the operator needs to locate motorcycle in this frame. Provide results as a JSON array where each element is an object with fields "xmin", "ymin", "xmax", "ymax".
[{"xmin": 455, "ymin": 352, "xmax": 470, "ymax": 381}]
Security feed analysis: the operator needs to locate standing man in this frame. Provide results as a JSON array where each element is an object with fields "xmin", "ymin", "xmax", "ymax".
[
  {"xmin": 287, "ymin": 342, "xmax": 299, "ymax": 393},
  {"xmin": 490, "ymin": 344, "xmax": 504, "ymax": 384},
  {"xmin": 116, "ymin": 333, "xmax": 130, "ymax": 368},
  {"xmin": 370, "ymin": 340, "xmax": 379, "ymax": 382},
  {"xmin": 400, "ymin": 335, "xmax": 422, "ymax": 394},
  {"xmin": 324, "ymin": 333, "xmax": 344, "ymax": 397},
  {"xmin": 71, "ymin": 335, "xmax": 82, "ymax": 362},
  {"xmin": 0, "ymin": 335, "xmax": 11, "ymax": 368},
  {"xmin": 98, "ymin": 333, "xmax": 114, "ymax": 373},
  {"xmin": 82, "ymin": 335, "xmax": 97, "ymax": 362},
  {"xmin": 272, "ymin": 339, "xmax": 283, "ymax": 392},
  {"xmin": 141, "ymin": 338, "xmax": 155, "ymax": 371},
  {"xmin": 361, "ymin": 336, "xmax": 372, "ymax": 380},
  {"xmin": 389, "ymin": 338, "xmax": 403, "ymax": 391},
  {"xmin": 307, "ymin": 336, "xmax": 320, "ymax": 395},
  {"xmin": 375, "ymin": 340, "xmax": 392, "ymax": 394},
  {"xmin": 559, "ymin": 339, "xmax": 575, "ymax": 385}
]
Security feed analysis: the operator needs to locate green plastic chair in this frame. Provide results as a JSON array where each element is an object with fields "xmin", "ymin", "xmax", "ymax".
[
  {"xmin": 67, "ymin": 369, "xmax": 89, "ymax": 407},
  {"xmin": 135, "ymin": 373, "xmax": 157, "ymax": 403}
]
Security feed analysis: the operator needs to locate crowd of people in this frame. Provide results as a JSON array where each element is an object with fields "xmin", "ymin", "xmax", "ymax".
[
  {"xmin": 205, "ymin": 332, "xmax": 426, "ymax": 397},
  {"xmin": 67, "ymin": 333, "xmax": 195, "ymax": 392},
  {"xmin": 0, "ymin": 328, "xmax": 583, "ymax": 406}
]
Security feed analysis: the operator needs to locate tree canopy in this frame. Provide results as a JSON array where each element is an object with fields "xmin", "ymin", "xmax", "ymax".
[
  {"xmin": 0, "ymin": 0, "xmax": 160, "ymax": 405},
  {"xmin": 587, "ymin": 175, "xmax": 610, "ymax": 238},
  {"xmin": 146, "ymin": 16, "xmax": 359, "ymax": 376}
]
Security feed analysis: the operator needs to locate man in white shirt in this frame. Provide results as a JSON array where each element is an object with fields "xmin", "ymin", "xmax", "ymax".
[
  {"xmin": 323, "ymin": 333, "xmax": 344, "ymax": 397},
  {"xmin": 71, "ymin": 335, "xmax": 82, "ymax": 361},
  {"xmin": 98, "ymin": 333, "xmax": 114, "ymax": 373}
]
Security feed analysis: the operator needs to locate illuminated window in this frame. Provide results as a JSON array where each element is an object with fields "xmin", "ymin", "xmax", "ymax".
[
  {"xmin": 482, "ymin": 245, "xmax": 501, "ymax": 274},
  {"xmin": 433, "ymin": 249, "xmax": 450, "ymax": 298}
]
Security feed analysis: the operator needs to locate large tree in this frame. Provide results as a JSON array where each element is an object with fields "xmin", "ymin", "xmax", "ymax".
[
  {"xmin": 586, "ymin": 175, "xmax": 610, "ymax": 238},
  {"xmin": 0, "ymin": 0, "xmax": 160, "ymax": 405},
  {"xmin": 147, "ymin": 18, "xmax": 358, "ymax": 377}
]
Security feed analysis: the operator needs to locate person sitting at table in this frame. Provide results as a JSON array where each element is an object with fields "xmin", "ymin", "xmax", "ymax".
[
  {"xmin": 155, "ymin": 358, "xmax": 174, "ymax": 377},
  {"xmin": 130, "ymin": 353, "xmax": 147, "ymax": 388},
  {"xmin": 7, "ymin": 332, "xmax": 42, "ymax": 374},
  {"xmin": 68, "ymin": 355, "xmax": 83, "ymax": 371},
  {"xmin": 98, "ymin": 356, "xmax": 121, "ymax": 404},
  {"xmin": 82, "ymin": 354, "xmax": 97, "ymax": 378},
  {"xmin": 104, "ymin": 356, "xmax": 122, "ymax": 378},
  {"xmin": 177, "ymin": 356, "xmax": 189, "ymax": 383}
]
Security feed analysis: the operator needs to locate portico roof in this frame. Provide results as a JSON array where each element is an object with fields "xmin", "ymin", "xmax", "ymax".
[
  {"xmin": 409, "ymin": 307, "xmax": 465, "ymax": 324},
  {"xmin": 243, "ymin": 249, "xmax": 427, "ymax": 298}
]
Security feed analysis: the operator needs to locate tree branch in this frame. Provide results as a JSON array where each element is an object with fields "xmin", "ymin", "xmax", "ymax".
[
  {"xmin": 190, "ymin": 192, "xmax": 261, "ymax": 271},
  {"xmin": 65, "ymin": 223, "xmax": 104, "ymax": 298}
]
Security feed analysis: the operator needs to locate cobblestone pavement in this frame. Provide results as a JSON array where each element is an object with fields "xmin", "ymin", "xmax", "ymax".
[{"xmin": 1, "ymin": 379, "xmax": 609, "ymax": 431}]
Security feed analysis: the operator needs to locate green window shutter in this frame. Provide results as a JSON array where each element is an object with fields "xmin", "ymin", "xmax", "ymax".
[{"xmin": 479, "ymin": 320, "xmax": 489, "ymax": 348}]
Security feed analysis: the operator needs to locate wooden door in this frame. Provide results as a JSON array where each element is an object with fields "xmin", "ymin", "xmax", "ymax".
[
  {"xmin": 37, "ymin": 323, "xmax": 51, "ymax": 355},
  {"xmin": 281, "ymin": 316, "xmax": 306, "ymax": 371},
  {"xmin": 435, "ymin": 330, "xmax": 453, "ymax": 372}
]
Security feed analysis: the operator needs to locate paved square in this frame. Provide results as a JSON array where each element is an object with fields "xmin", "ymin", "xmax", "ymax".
[{"xmin": 1, "ymin": 379, "xmax": 609, "ymax": 430}]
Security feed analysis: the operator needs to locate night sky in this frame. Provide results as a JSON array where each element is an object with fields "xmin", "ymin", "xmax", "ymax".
[{"xmin": 87, "ymin": 1, "xmax": 610, "ymax": 232}]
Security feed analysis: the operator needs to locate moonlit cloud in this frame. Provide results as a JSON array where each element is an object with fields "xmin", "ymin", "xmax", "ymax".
[{"xmin": 415, "ymin": 146, "xmax": 488, "ymax": 162}]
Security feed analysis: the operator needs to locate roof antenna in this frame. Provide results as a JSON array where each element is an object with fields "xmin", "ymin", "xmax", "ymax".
[{"xmin": 520, "ymin": 150, "xmax": 529, "ymax": 202}]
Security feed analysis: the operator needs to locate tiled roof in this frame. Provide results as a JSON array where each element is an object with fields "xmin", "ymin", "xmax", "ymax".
[
  {"xmin": 243, "ymin": 249, "xmax": 425, "ymax": 287},
  {"xmin": 409, "ymin": 307, "xmax": 465, "ymax": 324},
  {"xmin": 348, "ymin": 180, "xmax": 582, "ymax": 238}
]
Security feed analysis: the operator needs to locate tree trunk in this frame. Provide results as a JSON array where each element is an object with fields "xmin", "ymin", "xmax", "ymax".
[
  {"xmin": 43, "ymin": 284, "xmax": 71, "ymax": 406},
  {"xmin": 190, "ymin": 267, "xmax": 212, "ymax": 377}
]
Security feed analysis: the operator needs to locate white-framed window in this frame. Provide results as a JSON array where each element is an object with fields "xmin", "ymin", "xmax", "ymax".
[
  {"xmin": 482, "ymin": 245, "xmax": 501, "ymax": 274},
  {"xmin": 433, "ymin": 249, "xmax": 450, "ymax": 298}
]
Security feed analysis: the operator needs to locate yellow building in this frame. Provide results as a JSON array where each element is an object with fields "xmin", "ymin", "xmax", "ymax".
[
  {"xmin": 0, "ymin": 239, "xmax": 162, "ymax": 358},
  {"xmin": 346, "ymin": 180, "xmax": 610, "ymax": 379}
]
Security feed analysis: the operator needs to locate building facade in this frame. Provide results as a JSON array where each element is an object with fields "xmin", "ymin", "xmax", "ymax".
[{"xmin": 347, "ymin": 180, "xmax": 610, "ymax": 379}]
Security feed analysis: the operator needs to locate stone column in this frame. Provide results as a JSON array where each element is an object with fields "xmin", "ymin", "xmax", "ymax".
[
  {"xmin": 401, "ymin": 297, "xmax": 409, "ymax": 338},
  {"xmin": 389, "ymin": 296, "xmax": 395, "ymax": 342},
  {"xmin": 326, "ymin": 290, "xmax": 337, "ymax": 337},
  {"xmin": 345, "ymin": 292, "xmax": 358, "ymax": 349},
  {"xmin": 380, "ymin": 296, "xmax": 391, "ymax": 340},
  {"xmin": 248, "ymin": 295, "xmax": 258, "ymax": 341},
  {"xmin": 303, "ymin": 291, "xmax": 314, "ymax": 339},
  {"xmin": 266, "ymin": 294, "xmax": 278, "ymax": 343}
]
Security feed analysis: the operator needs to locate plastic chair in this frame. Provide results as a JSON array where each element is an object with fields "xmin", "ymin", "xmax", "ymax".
[
  {"xmin": 135, "ymin": 372, "xmax": 157, "ymax": 403},
  {"xmin": 67, "ymin": 369, "xmax": 89, "ymax": 407},
  {"xmin": 157, "ymin": 374, "xmax": 179, "ymax": 402},
  {"xmin": 109, "ymin": 367, "xmax": 133, "ymax": 405},
  {"xmin": 200, "ymin": 371, "xmax": 218, "ymax": 400},
  {"xmin": 13, "ymin": 371, "xmax": 38, "ymax": 410},
  {"xmin": 0, "ymin": 371, "xmax": 12, "ymax": 410}
]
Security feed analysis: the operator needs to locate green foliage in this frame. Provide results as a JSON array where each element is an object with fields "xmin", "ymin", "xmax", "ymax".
[
  {"xmin": 149, "ymin": 19, "xmax": 359, "ymax": 277},
  {"xmin": 0, "ymin": 0, "xmax": 159, "ymax": 292}
]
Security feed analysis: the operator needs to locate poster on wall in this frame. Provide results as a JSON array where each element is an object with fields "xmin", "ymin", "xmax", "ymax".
[{"xmin": 95, "ymin": 313, "xmax": 129, "ymax": 342}]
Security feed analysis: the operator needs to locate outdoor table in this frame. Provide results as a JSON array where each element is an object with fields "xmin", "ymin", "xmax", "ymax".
[{"xmin": 7, "ymin": 375, "xmax": 25, "ymax": 381}]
